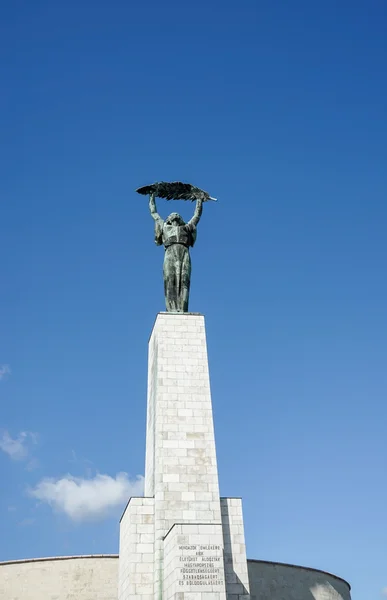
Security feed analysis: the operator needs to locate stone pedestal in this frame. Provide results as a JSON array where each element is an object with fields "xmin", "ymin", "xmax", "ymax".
[{"xmin": 118, "ymin": 313, "xmax": 250, "ymax": 600}]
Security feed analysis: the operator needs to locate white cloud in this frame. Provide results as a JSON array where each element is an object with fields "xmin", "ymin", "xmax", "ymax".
[
  {"xmin": 0, "ymin": 431, "xmax": 37, "ymax": 461},
  {"xmin": 382, "ymin": 588, "xmax": 387, "ymax": 597},
  {"xmin": 29, "ymin": 472, "xmax": 144, "ymax": 521},
  {"xmin": 0, "ymin": 365, "xmax": 10, "ymax": 380}
]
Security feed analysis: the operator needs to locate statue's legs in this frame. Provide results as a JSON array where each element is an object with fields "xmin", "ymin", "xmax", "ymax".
[
  {"xmin": 163, "ymin": 245, "xmax": 191, "ymax": 312},
  {"xmin": 180, "ymin": 248, "xmax": 191, "ymax": 312}
]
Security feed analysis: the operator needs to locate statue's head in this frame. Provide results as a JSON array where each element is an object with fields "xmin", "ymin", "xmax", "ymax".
[{"xmin": 166, "ymin": 212, "xmax": 185, "ymax": 226}]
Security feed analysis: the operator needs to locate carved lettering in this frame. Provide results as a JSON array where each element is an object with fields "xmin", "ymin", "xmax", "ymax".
[{"xmin": 176, "ymin": 543, "xmax": 224, "ymax": 587}]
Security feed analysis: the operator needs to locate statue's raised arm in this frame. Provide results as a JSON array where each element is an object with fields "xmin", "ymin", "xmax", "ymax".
[
  {"xmin": 149, "ymin": 192, "xmax": 162, "ymax": 222},
  {"xmin": 149, "ymin": 193, "xmax": 164, "ymax": 247},
  {"xmin": 187, "ymin": 198, "xmax": 203, "ymax": 229}
]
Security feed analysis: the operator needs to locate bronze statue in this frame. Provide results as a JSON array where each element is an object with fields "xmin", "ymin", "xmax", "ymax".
[{"xmin": 136, "ymin": 182, "xmax": 216, "ymax": 313}]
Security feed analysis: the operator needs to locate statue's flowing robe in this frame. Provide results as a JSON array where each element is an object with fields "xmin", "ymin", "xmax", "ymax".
[{"xmin": 154, "ymin": 218, "xmax": 197, "ymax": 312}]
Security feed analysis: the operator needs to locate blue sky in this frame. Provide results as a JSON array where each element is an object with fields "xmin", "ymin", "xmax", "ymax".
[{"xmin": 0, "ymin": 1, "xmax": 386, "ymax": 598}]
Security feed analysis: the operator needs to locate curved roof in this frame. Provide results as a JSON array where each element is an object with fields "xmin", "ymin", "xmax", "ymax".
[
  {"xmin": 0, "ymin": 554, "xmax": 118, "ymax": 566},
  {"xmin": 247, "ymin": 558, "xmax": 351, "ymax": 589}
]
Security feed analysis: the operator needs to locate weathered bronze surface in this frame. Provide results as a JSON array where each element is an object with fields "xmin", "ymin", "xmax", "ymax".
[
  {"xmin": 137, "ymin": 181, "xmax": 216, "ymax": 312},
  {"xmin": 137, "ymin": 181, "xmax": 216, "ymax": 202},
  {"xmin": 149, "ymin": 193, "xmax": 203, "ymax": 312}
]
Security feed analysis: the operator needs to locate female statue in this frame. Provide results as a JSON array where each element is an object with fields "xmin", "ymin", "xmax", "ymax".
[{"xmin": 149, "ymin": 193, "xmax": 203, "ymax": 312}]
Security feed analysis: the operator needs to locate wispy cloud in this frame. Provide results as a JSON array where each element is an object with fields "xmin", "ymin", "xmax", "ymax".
[
  {"xmin": 382, "ymin": 588, "xmax": 387, "ymax": 597},
  {"xmin": 29, "ymin": 473, "xmax": 144, "ymax": 521},
  {"xmin": 0, "ymin": 431, "xmax": 37, "ymax": 461},
  {"xmin": 0, "ymin": 365, "xmax": 10, "ymax": 380}
]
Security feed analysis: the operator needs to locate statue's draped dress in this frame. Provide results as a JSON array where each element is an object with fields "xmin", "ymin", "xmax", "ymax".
[{"xmin": 155, "ymin": 219, "xmax": 197, "ymax": 312}]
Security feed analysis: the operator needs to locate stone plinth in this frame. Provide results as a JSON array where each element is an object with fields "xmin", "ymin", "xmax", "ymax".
[
  {"xmin": 119, "ymin": 313, "xmax": 250, "ymax": 600},
  {"xmin": 145, "ymin": 313, "xmax": 224, "ymax": 600},
  {"xmin": 144, "ymin": 313, "xmax": 221, "ymax": 518}
]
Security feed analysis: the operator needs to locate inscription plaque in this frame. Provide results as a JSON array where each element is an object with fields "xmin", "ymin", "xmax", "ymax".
[{"xmin": 177, "ymin": 544, "xmax": 224, "ymax": 587}]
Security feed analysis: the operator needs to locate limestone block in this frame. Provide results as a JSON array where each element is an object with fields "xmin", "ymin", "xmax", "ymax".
[
  {"xmin": 118, "ymin": 497, "xmax": 155, "ymax": 600},
  {"xmin": 220, "ymin": 498, "xmax": 250, "ymax": 600}
]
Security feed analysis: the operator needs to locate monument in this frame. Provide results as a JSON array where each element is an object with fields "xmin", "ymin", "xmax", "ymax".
[
  {"xmin": 118, "ymin": 182, "xmax": 248, "ymax": 600},
  {"xmin": 0, "ymin": 182, "xmax": 352, "ymax": 600}
]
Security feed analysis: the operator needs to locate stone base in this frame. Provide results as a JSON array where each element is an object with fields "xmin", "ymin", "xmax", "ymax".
[
  {"xmin": 118, "ymin": 498, "xmax": 155, "ymax": 600},
  {"xmin": 118, "ymin": 314, "xmax": 250, "ymax": 600}
]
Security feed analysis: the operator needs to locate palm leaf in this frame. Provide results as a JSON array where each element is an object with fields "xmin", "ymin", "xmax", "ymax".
[{"xmin": 136, "ymin": 181, "xmax": 216, "ymax": 201}]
